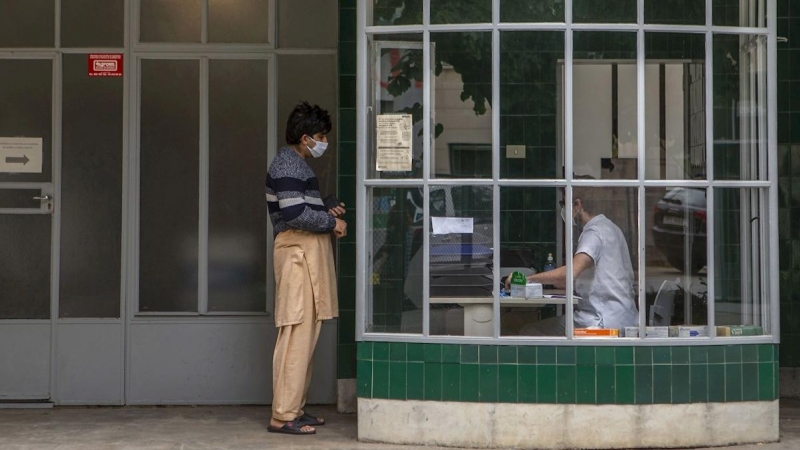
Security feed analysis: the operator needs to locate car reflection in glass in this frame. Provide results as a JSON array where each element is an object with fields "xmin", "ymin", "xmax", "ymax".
[{"xmin": 652, "ymin": 187, "xmax": 706, "ymax": 274}]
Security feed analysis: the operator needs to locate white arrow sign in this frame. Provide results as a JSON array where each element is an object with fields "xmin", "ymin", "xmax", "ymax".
[{"xmin": 0, "ymin": 137, "xmax": 43, "ymax": 174}]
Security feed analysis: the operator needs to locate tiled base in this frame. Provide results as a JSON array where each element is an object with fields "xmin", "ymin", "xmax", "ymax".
[
  {"xmin": 358, "ymin": 397, "xmax": 779, "ymax": 449},
  {"xmin": 357, "ymin": 342, "xmax": 779, "ymax": 404}
]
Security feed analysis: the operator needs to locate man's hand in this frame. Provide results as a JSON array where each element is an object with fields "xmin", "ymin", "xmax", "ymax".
[
  {"xmin": 333, "ymin": 218, "xmax": 347, "ymax": 239},
  {"xmin": 505, "ymin": 275, "xmax": 530, "ymax": 291},
  {"xmin": 329, "ymin": 202, "xmax": 346, "ymax": 218}
]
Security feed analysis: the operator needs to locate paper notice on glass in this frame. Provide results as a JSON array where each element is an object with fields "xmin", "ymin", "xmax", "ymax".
[
  {"xmin": 431, "ymin": 217, "xmax": 473, "ymax": 235},
  {"xmin": 376, "ymin": 114, "xmax": 413, "ymax": 171},
  {"xmin": 0, "ymin": 137, "xmax": 43, "ymax": 173}
]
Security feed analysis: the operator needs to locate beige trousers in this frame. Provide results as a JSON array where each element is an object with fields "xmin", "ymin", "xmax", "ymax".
[{"xmin": 271, "ymin": 282, "xmax": 322, "ymax": 422}]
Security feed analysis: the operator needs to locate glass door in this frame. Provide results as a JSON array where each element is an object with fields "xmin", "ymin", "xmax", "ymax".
[{"xmin": 0, "ymin": 56, "xmax": 56, "ymax": 400}]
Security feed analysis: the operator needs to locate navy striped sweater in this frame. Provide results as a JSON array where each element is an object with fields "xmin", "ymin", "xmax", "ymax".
[{"xmin": 266, "ymin": 147, "xmax": 336, "ymax": 237}]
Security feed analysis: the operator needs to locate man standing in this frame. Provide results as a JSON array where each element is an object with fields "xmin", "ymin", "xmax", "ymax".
[{"xmin": 266, "ymin": 102, "xmax": 346, "ymax": 435}]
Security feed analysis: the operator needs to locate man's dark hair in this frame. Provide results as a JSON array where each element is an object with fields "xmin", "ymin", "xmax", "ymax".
[{"xmin": 285, "ymin": 102, "xmax": 332, "ymax": 145}]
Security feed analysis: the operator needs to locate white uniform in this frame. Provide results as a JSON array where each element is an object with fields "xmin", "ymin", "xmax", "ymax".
[
  {"xmin": 573, "ymin": 214, "xmax": 638, "ymax": 329},
  {"xmin": 520, "ymin": 214, "xmax": 637, "ymax": 336}
]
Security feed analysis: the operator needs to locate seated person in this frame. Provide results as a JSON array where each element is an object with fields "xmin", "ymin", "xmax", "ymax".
[{"xmin": 506, "ymin": 187, "xmax": 638, "ymax": 336}]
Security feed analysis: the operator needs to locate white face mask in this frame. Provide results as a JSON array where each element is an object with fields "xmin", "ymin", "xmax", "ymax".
[
  {"xmin": 305, "ymin": 136, "xmax": 328, "ymax": 158},
  {"xmin": 561, "ymin": 207, "xmax": 579, "ymax": 228}
]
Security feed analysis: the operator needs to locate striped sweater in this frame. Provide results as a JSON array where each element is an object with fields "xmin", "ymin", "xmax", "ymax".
[{"xmin": 266, "ymin": 147, "xmax": 336, "ymax": 237}]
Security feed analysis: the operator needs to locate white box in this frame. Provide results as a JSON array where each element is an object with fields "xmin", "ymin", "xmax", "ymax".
[
  {"xmin": 623, "ymin": 327, "xmax": 669, "ymax": 338},
  {"xmin": 525, "ymin": 282, "xmax": 543, "ymax": 299},
  {"xmin": 669, "ymin": 326, "xmax": 708, "ymax": 337},
  {"xmin": 510, "ymin": 284, "xmax": 526, "ymax": 298}
]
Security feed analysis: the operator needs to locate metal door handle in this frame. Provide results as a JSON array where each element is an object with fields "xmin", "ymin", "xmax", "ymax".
[{"xmin": 33, "ymin": 195, "xmax": 52, "ymax": 201}]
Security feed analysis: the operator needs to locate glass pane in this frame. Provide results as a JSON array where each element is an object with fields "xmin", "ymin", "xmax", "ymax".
[
  {"xmin": 61, "ymin": 0, "xmax": 124, "ymax": 48},
  {"xmin": 278, "ymin": 0, "xmax": 336, "ymax": 48},
  {"xmin": 0, "ymin": 189, "xmax": 40, "ymax": 209},
  {"xmin": 432, "ymin": 31, "xmax": 492, "ymax": 178},
  {"xmin": 713, "ymin": 34, "xmax": 768, "ymax": 181},
  {"xmin": 504, "ymin": 186, "xmax": 639, "ymax": 337},
  {"xmin": 500, "ymin": 0, "xmax": 564, "ymax": 23},
  {"xmin": 209, "ymin": 0, "xmax": 270, "ymax": 43},
  {"xmin": 714, "ymin": 188, "xmax": 769, "ymax": 336},
  {"xmin": 0, "ymin": 59, "xmax": 53, "ymax": 184},
  {"xmin": 428, "ymin": 185, "xmax": 493, "ymax": 337},
  {"xmin": 573, "ymin": 32, "xmax": 638, "ymax": 180},
  {"xmin": 139, "ymin": 59, "xmax": 200, "ymax": 312},
  {"xmin": 573, "ymin": 0, "xmax": 636, "ymax": 23},
  {"xmin": 369, "ymin": 34, "xmax": 426, "ymax": 179},
  {"xmin": 645, "ymin": 33, "xmax": 707, "ymax": 180},
  {"xmin": 372, "ymin": 0, "xmax": 423, "ymax": 26},
  {"xmin": 0, "ymin": 0, "xmax": 54, "ymax": 47},
  {"xmin": 277, "ymin": 55, "xmax": 338, "ymax": 199},
  {"xmin": 713, "ymin": 0, "xmax": 766, "ymax": 27},
  {"xmin": 140, "ymin": 0, "xmax": 201, "ymax": 43},
  {"xmin": 208, "ymin": 59, "xmax": 269, "ymax": 312},
  {"xmin": 499, "ymin": 187, "xmax": 560, "ymax": 337},
  {"xmin": 0, "ymin": 215, "xmax": 51, "ymax": 319},
  {"xmin": 430, "ymin": 0, "xmax": 492, "ymax": 24},
  {"xmin": 644, "ymin": 187, "xmax": 708, "ymax": 338},
  {"xmin": 645, "ymin": 0, "xmax": 705, "ymax": 25},
  {"xmin": 500, "ymin": 31, "xmax": 563, "ymax": 179},
  {"xmin": 369, "ymin": 187, "xmax": 422, "ymax": 333},
  {"xmin": 59, "ymin": 54, "xmax": 123, "ymax": 318}
]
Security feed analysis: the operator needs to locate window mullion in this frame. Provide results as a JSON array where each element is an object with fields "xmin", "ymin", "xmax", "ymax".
[
  {"xmin": 704, "ymin": 0, "xmax": 716, "ymax": 337},
  {"xmin": 199, "ymin": 56, "xmax": 209, "ymax": 314},
  {"xmin": 422, "ymin": 0, "xmax": 431, "ymax": 337}
]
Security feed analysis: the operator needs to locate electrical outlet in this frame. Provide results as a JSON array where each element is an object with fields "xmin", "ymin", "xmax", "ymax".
[{"xmin": 506, "ymin": 145, "xmax": 526, "ymax": 159}]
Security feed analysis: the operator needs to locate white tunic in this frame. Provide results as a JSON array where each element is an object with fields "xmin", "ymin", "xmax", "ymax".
[{"xmin": 573, "ymin": 214, "xmax": 638, "ymax": 329}]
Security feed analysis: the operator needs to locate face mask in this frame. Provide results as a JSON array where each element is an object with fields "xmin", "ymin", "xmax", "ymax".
[
  {"xmin": 305, "ymin": 136, "xmax": 328, "ymax": 158},
  {"xmin": 561, "ymin": 207, "xmax": 579, "ymax": 228}
]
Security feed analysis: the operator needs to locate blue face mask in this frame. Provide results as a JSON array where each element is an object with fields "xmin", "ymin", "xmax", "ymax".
[{"xmin": 305, "ymin": 136, "xmax": 328, "ymax": 158}]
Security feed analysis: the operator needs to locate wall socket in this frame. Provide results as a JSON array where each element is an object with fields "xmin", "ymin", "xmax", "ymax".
[{"xmin": 506, "ymin": 145, "xmax": 526, "ymax": 159}]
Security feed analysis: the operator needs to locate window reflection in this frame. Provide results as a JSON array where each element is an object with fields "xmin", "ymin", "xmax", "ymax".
[
  {"xmin": 645, "ymin": 187, "xmax": 709, "ymax": 337},
  {"xmin": 645, "ymin": 33, "xmax": 706, "ymax": 180},
  {"xmin": 432, "ymin": 32, "xmax": 493, "ymax": 178},
  {"xmin": 714, "ymin": 188, "xmax": 768, "ymax": 336},
  {"xmin": 426, "ymin": 185, "xmax": 494, "ymax": 336},
  {"xmin": 369, "ymin": 187, "xmax": 423, "ymax": 333}
]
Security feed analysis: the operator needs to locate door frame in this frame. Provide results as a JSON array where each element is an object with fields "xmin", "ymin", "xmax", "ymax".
[{"xmin": 0, "ymin": 52, "xmax": 61, "ymax": 403}]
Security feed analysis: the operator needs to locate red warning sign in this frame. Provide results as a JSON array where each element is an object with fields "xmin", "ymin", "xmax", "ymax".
[{"xmin": 88, "ymin": 54, "xmax": 123, "ymax": 77}]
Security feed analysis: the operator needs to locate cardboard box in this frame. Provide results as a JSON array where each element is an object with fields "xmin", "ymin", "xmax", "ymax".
[
  {"xmin": 717, "ymin": 325, "xmax": 763, "ymax": 337},
  {"xmin": 574, "ymin": 328, "xmax": 619, "ymax": 337},
  {"xmin": 669, "ymin": 326, "xmax": 708, "ymax": 338},
  {"xmin": 623, "ymin": 327, "xmax": 669, "ymax": 338},
  {"xmin": 525, "ymin": 282, "xmax": 543, "ymax": 299}
]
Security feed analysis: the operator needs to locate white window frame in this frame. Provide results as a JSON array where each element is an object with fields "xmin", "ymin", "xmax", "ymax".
[{"xmin": 355, "ymin": 0, "xmax": 780, "ymax": 345}]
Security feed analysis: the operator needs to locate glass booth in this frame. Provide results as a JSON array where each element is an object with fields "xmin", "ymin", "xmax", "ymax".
[{"xmin": 354, "ymin": 1, "xmax": 779, "ymax": 448}]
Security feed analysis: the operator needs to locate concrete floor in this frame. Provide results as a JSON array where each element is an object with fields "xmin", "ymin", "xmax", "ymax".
[{"xmin": 1, "ymin": 400, "xmax": 799, "ymax": 450}]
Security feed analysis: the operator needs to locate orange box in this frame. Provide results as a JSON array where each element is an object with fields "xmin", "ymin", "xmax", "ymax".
[{"xmin": 574, "ymin": 328, "xmax": 619, "ymax": 337}]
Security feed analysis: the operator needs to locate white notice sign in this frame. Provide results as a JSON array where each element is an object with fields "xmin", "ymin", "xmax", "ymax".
[
  {"xmin": 0, "ymin": 137, "xmax": 43, "ymax": 173},
  {"xmin": 431, "ymin": 217, "xmax": 474, "ymax": 235},
  {"xmin": 376, "ymin": 114, "xmax": 413, "ymax": 171}
]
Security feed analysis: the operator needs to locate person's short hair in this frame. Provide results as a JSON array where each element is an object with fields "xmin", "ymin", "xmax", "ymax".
[
  {"xmin": 285, "ymin": 102, "xmax": 332, "ymax": 145},
  {"xmin": 572, "ymin": 175, "xmax": 597, "ymax": 213}
]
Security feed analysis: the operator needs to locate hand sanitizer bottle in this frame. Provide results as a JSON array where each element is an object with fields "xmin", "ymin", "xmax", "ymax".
[{"xmin": 543, "ymin": 253, "xmax": 555, "ymax": 272}]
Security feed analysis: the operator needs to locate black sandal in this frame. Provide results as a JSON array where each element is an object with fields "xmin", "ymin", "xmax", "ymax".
[
  {"xmin": 296, "ymin": 412, "xmax": 325, "ymax": 426},
  {"xmin": 267, "ymin": 420, "xmax": 316, "ymax": 435}
]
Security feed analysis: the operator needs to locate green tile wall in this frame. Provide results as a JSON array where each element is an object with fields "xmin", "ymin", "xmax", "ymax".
[
  {"xmin": 778, "ymin": 0, "xmax": 800, "ymax": 369},
  {"xmin": 357, "ymin": 342, "xmax": 778, "ymax": 404},
  {"xmin": 337, "ymin": 0, "xmax": 358, "ymax": 379}
]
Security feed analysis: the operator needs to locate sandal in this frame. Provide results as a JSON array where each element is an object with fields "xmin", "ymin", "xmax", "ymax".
[
  {"xmin": 296, "ymin": 412, "xmax": 325, "ymax": 426},
  {"xmin": 267, "ymin": 421, "xmax": 316, "ymax": 435}
]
